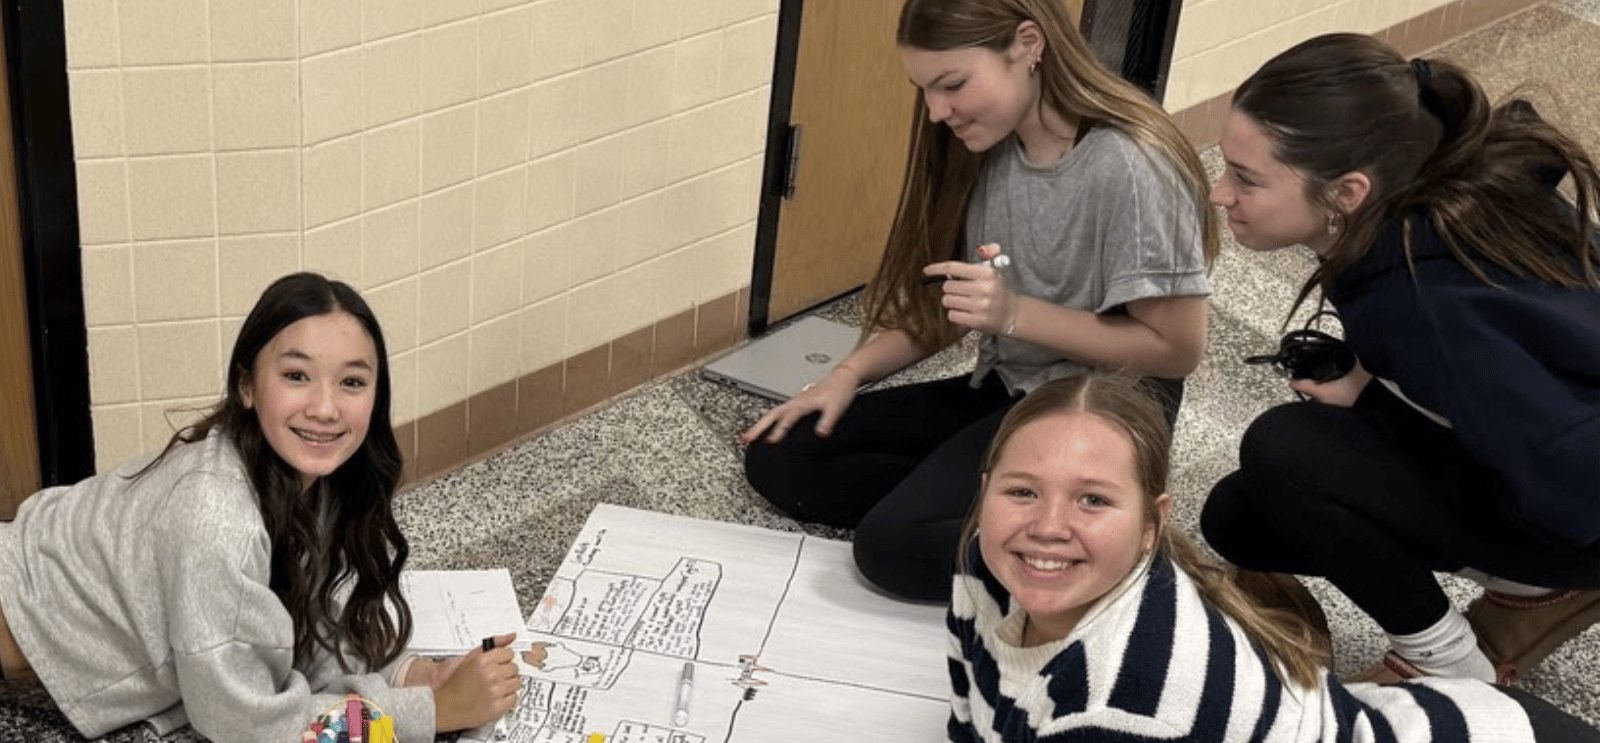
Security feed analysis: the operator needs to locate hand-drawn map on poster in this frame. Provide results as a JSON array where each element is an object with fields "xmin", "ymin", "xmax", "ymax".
[{"xmin": 463, "ymin": 504, "xmax": 950, "ymax": 742}]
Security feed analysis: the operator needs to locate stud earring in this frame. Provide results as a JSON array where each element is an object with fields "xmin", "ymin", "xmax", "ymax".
[{"xmin": 1326, "ymin": 215, "xmax": 1341, "ymax": 236}]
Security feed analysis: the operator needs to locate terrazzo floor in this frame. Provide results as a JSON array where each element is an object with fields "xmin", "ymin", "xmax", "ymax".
[{"xmin": 1, "ymin": 2, "xmax": 1596, "ymax": 740}]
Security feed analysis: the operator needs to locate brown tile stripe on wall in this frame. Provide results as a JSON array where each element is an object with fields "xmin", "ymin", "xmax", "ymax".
[
  {"xmin": 1171, "ymin": 0, "xmax": 1540, "ymax": 150},
  {"xmin": 398, "ymin": 287, "xmax": 749, "ymax": 486}
]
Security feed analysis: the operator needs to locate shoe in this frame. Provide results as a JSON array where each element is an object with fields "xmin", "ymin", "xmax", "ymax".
[
  {"xmin": 1233, "ymin": 570, "xmax": 1333, "ymax": 664},
  {"xmin": 1465, "ymin": 588, "xmax": 1600, "ymax": 685},
  {"xmin": 1346, "ymin": 650, "xmax": 1427, "ymax": 684}
]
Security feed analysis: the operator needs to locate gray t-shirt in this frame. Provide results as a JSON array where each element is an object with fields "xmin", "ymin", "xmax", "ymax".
[{"xmin": 965, "ymin": 125, "xmax": 1211, "ymax": 393}]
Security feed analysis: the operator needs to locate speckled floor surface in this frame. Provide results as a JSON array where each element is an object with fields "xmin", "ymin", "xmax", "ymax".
[{"xmin": 2, "ymin": 3, "xmax": 1595, "ymax": 740}]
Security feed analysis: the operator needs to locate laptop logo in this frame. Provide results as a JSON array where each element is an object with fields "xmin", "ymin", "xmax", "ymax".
[{"xmin": 804, "ymin": 352, "xmax": 833, "ymax": 364}]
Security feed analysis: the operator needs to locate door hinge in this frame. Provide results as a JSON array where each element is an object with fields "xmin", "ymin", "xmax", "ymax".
[{"xmin": 781, "ymin": 124, "xmax": 802, "ymax": 199}]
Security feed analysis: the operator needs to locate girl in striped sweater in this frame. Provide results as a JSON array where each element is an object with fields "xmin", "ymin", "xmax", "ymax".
[{"xmin": 947, "ymin": 373, "xmax": 1598, "ymax": 741}]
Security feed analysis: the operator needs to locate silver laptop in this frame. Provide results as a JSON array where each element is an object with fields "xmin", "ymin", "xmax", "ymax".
[{"xmin": 700, "ymin": 315, "xmax": 861, "ymax": 401}]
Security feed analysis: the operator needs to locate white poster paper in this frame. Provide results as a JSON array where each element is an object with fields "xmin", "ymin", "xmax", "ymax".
[{"xmin": 465, "ymin": 504, "xmax": 949, "ymax": 743}]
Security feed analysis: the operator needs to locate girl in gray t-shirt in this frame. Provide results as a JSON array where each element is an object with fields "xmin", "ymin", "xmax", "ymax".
[{"xmin": 741, "ymin": 0, "xmax": 1216, "ymax": 602}]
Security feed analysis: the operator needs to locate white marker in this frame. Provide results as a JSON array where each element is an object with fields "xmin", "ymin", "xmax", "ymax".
[
  {"xmin": 673, "ymin": 662, "xmax": 694, "ymax": 727},
  {"xmin": 978, "ymin": 242, "xmax": 1010, "ymax": 269}
]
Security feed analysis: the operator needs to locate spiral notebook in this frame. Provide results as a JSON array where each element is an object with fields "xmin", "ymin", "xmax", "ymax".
[{"xmin": 699, "ymin": 315, "xmax": 861, "ymax": 401}]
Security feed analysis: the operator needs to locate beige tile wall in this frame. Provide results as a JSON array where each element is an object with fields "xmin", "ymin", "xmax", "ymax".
[
  {"xmin": 1166, "ymin": 0, "xmax": 1540, "ymax": 147},
  {"xmin": 64, "ymin": 0, "xmax": 779, "ymax": 474},
  {"xmin": 1168, "ymin": 0, "xmax": 1450, "ymax": 112},
  {"xmin": 60, "ymin": 0, "xmax": 1531, "ymax": 479}
]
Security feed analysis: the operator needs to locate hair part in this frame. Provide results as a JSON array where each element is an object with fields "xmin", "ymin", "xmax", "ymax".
[
  {"xmin": 139, "ymin": 272, "xmax": 411, "ymax": 673},
  {"xmin": 865, "ymin": 0, "xmax": 1219, "ymax": 352},
  {"xmin": 1232, "ymin": 33, "xmax": 1600, "ymax": 319},
  {"xmin": 956, "ymin": 373, "xmax": 1327, "ymax": 688}
]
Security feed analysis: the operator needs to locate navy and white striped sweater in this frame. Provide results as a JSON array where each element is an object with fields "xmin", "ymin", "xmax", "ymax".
[{"xmin": 948, "ymin": 553, "xmax": 1538, "ymax": 742}]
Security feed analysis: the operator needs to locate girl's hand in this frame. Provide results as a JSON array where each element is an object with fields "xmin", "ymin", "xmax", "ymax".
[
  {"xmin": 433, "ymin": 632, "xmax": 521, "ymax": 733},
  {"xmin": 925, "ymin": 243, "xmax": 1019, "ymax": 336},
  {"xmin": 402, "ymin": 656, "xmax": 463, "ymax": 689},
  {"xmin": 739, "ymin": 364, "xmax": 862, "ymax": 443},
  {"xmin": 1288, "ymin": 361, "xmax": 1371, "ymax": 407}
]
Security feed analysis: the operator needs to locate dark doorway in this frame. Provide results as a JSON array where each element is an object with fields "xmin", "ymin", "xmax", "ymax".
[{"xmin": 3, "ymin": 0, "xmax": 94, "ymax": 497}]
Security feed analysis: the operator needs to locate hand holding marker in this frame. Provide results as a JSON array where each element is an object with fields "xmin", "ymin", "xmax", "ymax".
[
  {"xmin": 922, "ymin": 242, "xmax": 1009, "ymax": 284},
  {"xmin": 922, "ymin": 243, "xmax": 1019, "ymax": 336}
]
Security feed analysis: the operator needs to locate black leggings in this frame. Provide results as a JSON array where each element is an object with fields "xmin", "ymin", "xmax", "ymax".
[
  {"xmin": 744, "ymin": 373, "xmax": 1181, "ymax": 601},
  {"xmin": 1203, "ymin": 388, "xmax": 1600, "ymax": 635},
  {"xmin": 1499, "ymin": 684, "xmax": 1600, "ymax": 742}
]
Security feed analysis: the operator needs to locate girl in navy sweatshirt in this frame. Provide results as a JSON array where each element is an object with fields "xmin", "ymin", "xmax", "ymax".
[{"xmin": 1206, "ymin": 33, "xmax": 1600, "ymax": 685}]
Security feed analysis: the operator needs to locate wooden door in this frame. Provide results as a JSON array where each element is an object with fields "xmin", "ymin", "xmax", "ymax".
[
  {"xmin": 766, "ymin": 0, "xmax": 1084, "ymax": 324},
  {"xmin": 766, "ymin": 0, "xmax": 913, "ymax": 322},
  {"xmin": 0, "ymin": 1, "xmax": 38, "ymax": 519}
]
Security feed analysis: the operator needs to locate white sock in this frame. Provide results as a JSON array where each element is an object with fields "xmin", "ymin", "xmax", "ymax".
[
  {"xmin": 1389, "ymin": 609, "xmax": 1496, "ymax": 682},
  {"xmin": 1456, "ymin": 568, "xmax": 1555, "ymax": 598}
]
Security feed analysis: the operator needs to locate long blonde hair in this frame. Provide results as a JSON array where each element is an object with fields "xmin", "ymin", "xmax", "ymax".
[
  {"xmin": 864, "ymin": 0, "xmax": 1220, "ymax": 352},
  {"xmin": 957, "ymin": 374, "xmax": 1327, "ymax": 689}
]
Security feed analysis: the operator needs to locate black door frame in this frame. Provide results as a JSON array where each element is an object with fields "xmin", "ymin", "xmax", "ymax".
[
  {"xmin": 4, "ymin": 0, "xmax": 94, "ymax": 484},
  {"xmin": 747, "ymin": 0, "xmax": 805, "ymax": 336},
  {"xmin": 1081, "ymin": 0, "xmax": 1185, "ymax": 100}
]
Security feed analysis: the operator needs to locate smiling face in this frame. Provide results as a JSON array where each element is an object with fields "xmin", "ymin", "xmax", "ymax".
[
  {"xmin": 977, "ymin": 409, "xmax": 1167, "ymax": 644},
  {"xmin": 900, "ymin": 37, "xmax": 1038, "ymax": 154},
  {"xmin": 1211, "ymin": 110, "xmax": 1338, "ymax": 255},
  {"xmin": 240, "ymin": 311, "xmax": 378, "ymax": 491}
]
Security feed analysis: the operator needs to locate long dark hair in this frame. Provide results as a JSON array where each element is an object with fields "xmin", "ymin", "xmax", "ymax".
[
  {"xmin": 1232, "ymin": 33, "xmax": 1600, "ymax": 317},
  {"xmin": 956, "ymin": 374, "xmax": 1326, "ymax": 688},
  {"xmin": 864, "ymin": 0, "xmax": 1219, "ymax": 352},
  {"xmin": 142, "ymin": 272, "xmax": 411, "ymax": 672}
]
